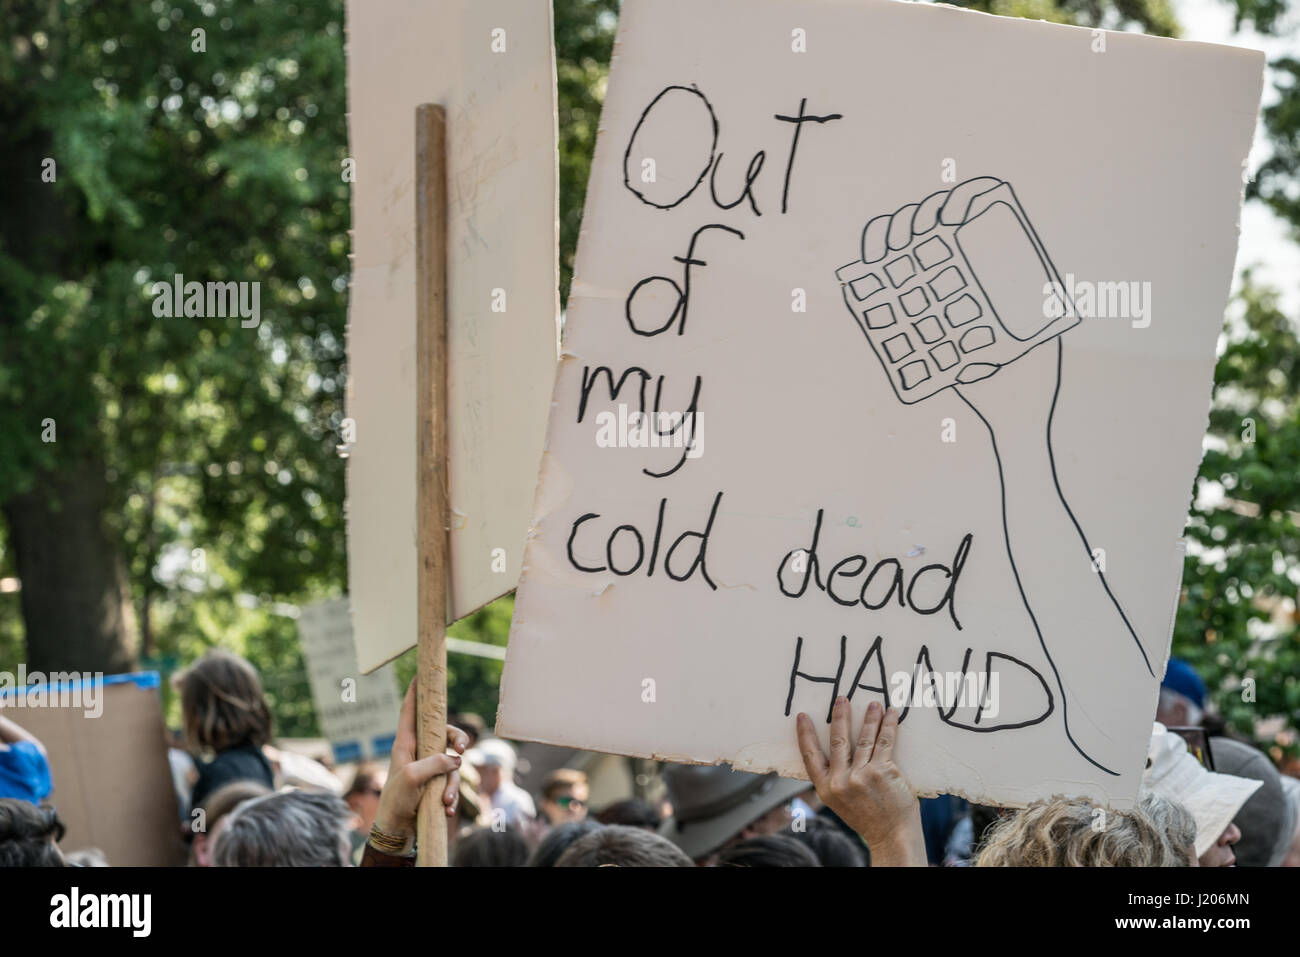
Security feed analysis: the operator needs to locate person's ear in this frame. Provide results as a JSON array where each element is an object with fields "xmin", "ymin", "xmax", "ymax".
[{"xmin": 193, "ymin": 832, "xmax": 210, "ymax": 866}]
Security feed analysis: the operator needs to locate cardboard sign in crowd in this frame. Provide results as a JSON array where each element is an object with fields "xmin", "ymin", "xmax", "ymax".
[{"xmin": 496, "ymin": 0, "xmax": 1264, "ymax": 807}]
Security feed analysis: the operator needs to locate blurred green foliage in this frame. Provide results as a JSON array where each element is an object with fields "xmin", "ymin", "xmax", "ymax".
[
  {"xmin": 0, "ymin": 0, "xmax": 355, "ymax": 720},
  {"xmin": 1176, "ymin": 279, "xmax": 1300, "ymax": 755}
]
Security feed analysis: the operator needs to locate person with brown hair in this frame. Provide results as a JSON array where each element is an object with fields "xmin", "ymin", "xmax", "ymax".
[
  {"xmin": 539, "ymin": 767, "xmax": 589, "ymax": 826},
  {"xmin": 344, "ymin": 764, "xmax": 387, "ymax": 836},
  {"xmin": 189, "ymin": 779, "xmax": 273, "ymax": 867},
  {"xmin": 177, "ymin": 650, "xmax": 275, "ymax": 810}
]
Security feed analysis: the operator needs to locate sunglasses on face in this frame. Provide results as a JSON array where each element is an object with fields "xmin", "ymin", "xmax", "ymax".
[
  {"xmin": 1169, "ymin": 726, "xmax": 1215, "ymax": 771},
  {"xmin": 555, "ymin": 796, "xmax": 586, "ymax": 809}
]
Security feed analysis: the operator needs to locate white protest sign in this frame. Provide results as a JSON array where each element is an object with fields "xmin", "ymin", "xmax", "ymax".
[
  {"xmin": 344, "ymin": 0, "xmax": 560, "ymax": 672},
  {"xmin": 497, "ymin": 0, "xmax": 1264, "ymax": 808},
  {"xmin": 299, "ymin": 598, "xmax": 402, "ymax": 763}
]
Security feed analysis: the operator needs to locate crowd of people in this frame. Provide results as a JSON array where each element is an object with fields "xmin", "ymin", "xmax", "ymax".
[{"xmin": 1, "ymin": 650, "xmax": 1297, "ymax": 867}]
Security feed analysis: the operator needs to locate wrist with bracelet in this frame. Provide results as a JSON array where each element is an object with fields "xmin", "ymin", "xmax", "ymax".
[{"xmin": 368, "ymin": 821, "xmax": 416, "ymax": 857}]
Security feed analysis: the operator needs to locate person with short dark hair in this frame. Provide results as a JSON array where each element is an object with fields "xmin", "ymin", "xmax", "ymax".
[
  {"xmin": 555, "ymin": 824, "xmax": 693, "ymax": 867},
  {"xmin": 0, "ymin": 798, "xmax": 65, "ymax": 867},
  {"xmin": 212, "ymin": 789, "xmax": 353, "ymax": 867},
  {"xmin": 717, "ymin": 834, "xmax": 820, "ymax": 867},
  {"xmin": 344, "ymin": 762, "xmax": 386, "ymax": 860},
  {"xmin": 452, "ymin": 825, "xmax": 530, "ymax": 867},
  {"xmin": 177, "ymin": 650, "xmax": 275, "ymax": 810},
  {"xmin": 789, "ymin": 815, "xmax": 866, "ymax": 866},
  {"xmin": 529, "ymin": 819, "xmax": 603, "ymax": 866},
  {"xmin": 595, "ymin": 798, "xmax": 661, "ymax": 831},
  {"xmin": 539, "ymin": 768, "xmax": 589, "ymax": 826}
]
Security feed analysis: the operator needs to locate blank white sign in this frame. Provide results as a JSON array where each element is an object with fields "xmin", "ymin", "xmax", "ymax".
[{"xmin": 344, "ymin": 0, "xmax": 560, "ymax": 673}]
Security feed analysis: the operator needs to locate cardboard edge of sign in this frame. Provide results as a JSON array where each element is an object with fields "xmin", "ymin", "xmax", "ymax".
[{"xmin": 489, "ymin": 722, "xmax": 1153, "ymax": 811}]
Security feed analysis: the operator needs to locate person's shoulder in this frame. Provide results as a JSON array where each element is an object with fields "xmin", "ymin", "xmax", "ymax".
[
  {"xmin": 197, "ymin": 743, "xmax": 273, "ymax": 785},
  {"xmin": 0, "ymin": 740, "xmax": 45, "ymax": 764},
  {"xmin": 0, "ymin": 739, "xmax": 53, "ymax": 802}
]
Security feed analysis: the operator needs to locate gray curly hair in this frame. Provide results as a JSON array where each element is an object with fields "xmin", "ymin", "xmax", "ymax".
[
  {"xmin": 213, "ymin": 789, "xmax": 353, "ymax": 867},
  {"xmin": 975, "ymin": 795, "xmax": 1191, "ymax": 867}
]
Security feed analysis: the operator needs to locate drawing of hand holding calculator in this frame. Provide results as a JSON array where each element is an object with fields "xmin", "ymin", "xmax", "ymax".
[{"xmin": 836, "ymin": 177, "xmax": 1158, "ymax": 777}]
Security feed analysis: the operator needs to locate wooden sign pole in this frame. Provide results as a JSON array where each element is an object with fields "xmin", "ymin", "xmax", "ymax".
[{"xmin": 414, "ymin": 102, "xmax": 450, "ymax": 867}]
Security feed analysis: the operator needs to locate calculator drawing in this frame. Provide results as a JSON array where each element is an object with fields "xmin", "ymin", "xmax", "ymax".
[
  {"xmin": 836, "ymin": 176, "xmax": 1154, "ymax": 778},
  {"xmin": 836, "ymin": 177, "xmax": 1077, "ymax": 403}
]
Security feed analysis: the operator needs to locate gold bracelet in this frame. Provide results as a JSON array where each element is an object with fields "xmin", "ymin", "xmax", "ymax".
[{"xmin": 368, "ymin": 822, "xmax": 415, "ymax": 856}]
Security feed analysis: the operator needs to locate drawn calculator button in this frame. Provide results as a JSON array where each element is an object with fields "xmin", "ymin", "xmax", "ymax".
[
  {"xmin": 836, "ymin": 261, "xmax": 872, "ymax": 283},
  {"xmin": 945, "ymin": 294, "xmax": 982, "ymax": 328},
  {"xmin": 913, "ymin": 315, "xmax": 944, "ymax": 344},
  {"xmin": 883, "ymin": 332, "xmax": 914, "ymax": 362},
  {"xmin": 900, "ymin": 286, "xmax": 929, "ymax": 317},
  {"xmin": 898, "ymin": 359, "xmax": 931, "ymax": 391},
  {"xmin": 959, "ymin": 325, "xmax": 995, "ymax": 353},
  {"xmin": 884, "ymin": 255, "xmax": 916, "ymax": 288},
  {"xmin": 914, "ymin": 236, "xmax": 953, "ymax": 270},
  {"xmin": 850, "ymin": 273, "xmax": 884, "ymax": 301},
  {"xmin": 955, "ymin": 362, "xmax": 999, "ymax": 384},
  {"xmin": 929, "ymin": 341, "xmax": 960, "ymax": 371},
  {"xmin": 929, "ymin": 266, "xmax": 966, "ymax": 302},
  {"xmin": 864, "ymin": 303, "xmax": 897, "ymax": 329}
]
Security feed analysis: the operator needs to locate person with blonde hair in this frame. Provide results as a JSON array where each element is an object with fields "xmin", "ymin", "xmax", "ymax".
[
  {"xmin": 177, "ymin": 650, "xmax": 275, "ymax": 810},
  {"xmin": 975, "ymin": 794, "xmax": 1191, "ymax": 867}
]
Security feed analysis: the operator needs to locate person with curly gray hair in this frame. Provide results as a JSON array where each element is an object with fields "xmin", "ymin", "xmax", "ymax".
[{"xmin": 212, "ymin": 789, "xmax": 353, "ymax": 868}]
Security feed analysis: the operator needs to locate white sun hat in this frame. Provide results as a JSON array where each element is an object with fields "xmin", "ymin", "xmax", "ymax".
[{"xmin": 1141, "ymin": 722, "xmax": 1263, "ymax": 858}]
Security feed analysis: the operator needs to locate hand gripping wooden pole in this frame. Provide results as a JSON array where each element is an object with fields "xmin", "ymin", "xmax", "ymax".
[{"xmin": 415, "ymin": 103, "xmax": 450, "ymax": 867}]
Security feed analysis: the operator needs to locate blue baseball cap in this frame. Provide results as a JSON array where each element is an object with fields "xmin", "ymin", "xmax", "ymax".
[
  {"xmin": 0, "ymin": 741, "xmax": 53, "ymax": 804},
  {"xmin": 1161, "ymin": 658, "xmax": 1208, "ymax": 710}
]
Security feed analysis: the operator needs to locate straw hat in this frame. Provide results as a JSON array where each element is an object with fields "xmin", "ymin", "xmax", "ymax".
[{"xmin": 1141, "ymin": 722, "xmax": 1262, "ymax": 858}]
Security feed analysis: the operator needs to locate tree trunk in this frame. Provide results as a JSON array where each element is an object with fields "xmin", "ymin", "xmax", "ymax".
[{"xmin": 3, "ymin": 454, "xmax": 137, "ymax": 674}]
